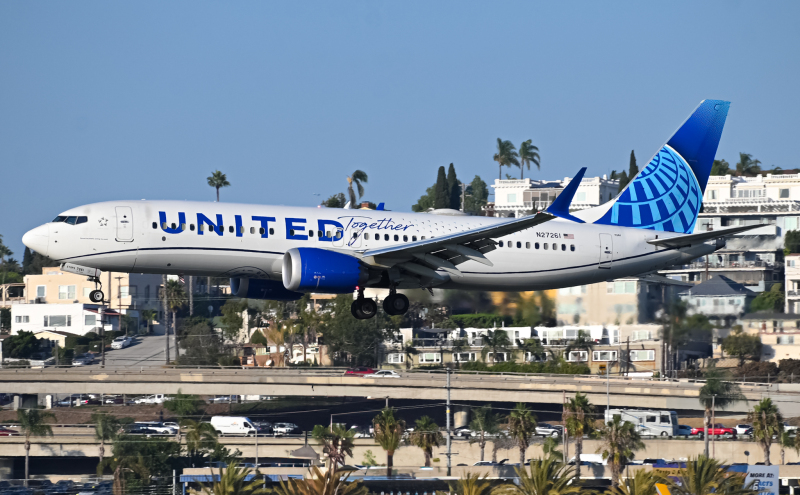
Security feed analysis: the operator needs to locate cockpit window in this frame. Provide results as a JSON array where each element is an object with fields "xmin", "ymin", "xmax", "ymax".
[
  {"xmin": 65, "ymin": 216, "xmax": 78, "ymax": 225},
  {"xmin": 52, "ymin": 216, "xmax": 67, "ymax": 223},
  {"xmin": 76, "ymin": 216, "xmax": 88, "ymax": 224}
]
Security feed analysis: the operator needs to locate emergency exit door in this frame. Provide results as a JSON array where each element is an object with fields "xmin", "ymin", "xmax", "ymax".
[
  {"xmin": 599, "ymin": 233, "xmax": 613, "ymax": 269},
  {"xmin": 115, "ymin": 206, "xmax": 134, "ymax": 242}
]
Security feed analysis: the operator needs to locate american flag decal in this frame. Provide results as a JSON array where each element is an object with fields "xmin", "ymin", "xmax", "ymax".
[{"xmin": 564, "ymin": 234, "xmax": 574, "ymax": 239}]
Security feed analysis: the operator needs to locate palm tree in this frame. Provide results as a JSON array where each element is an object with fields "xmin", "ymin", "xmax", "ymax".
[
  {"xmin": 207, "ymin": 170, "xmax": 231, "ymax": 202},
  {"xmin": 0, "ymin": 235, "xmax": 11, "ymax": 290},
  {"xmin": 198, "ymin": 461, "xmax": 269, "ymax": 495},
  {"xmin": 562, "ymin": 392, "xmax": 595, "ymax": 479},
  {"xmin": 747, "ymin": 398, "xmax": 784, "ymax": 466},
  {"xmin": 698, "ymin": 364, "xmax": 744, "ymax": 457},
  {"xmin": 140, "ymin": 309, "xmax": 157, "ymax": 335},
  {"xmin": 669, "ymin": 455, "xmax": 755, "ymax": 495},
  {"xmin": 565, "ymin": 330, "xmax": 594, "ymax": 363},
  {"xmin": 276, "ymin": 466, "xmax": 367, "ymax": 495},
  {"xmin": 596, "ymin": 414, "xmax": 644, "ymax": 488},
  {"xmin": 494, "ymin": 138, "xmax": 520, "ymax": 180},
  {"xmin": 504, "ymin": 457, "xmax": 580, "ymax": 495},
  {"xmin": 508, "ymin": 403, "xmax": 537, "ymax": 465},
  {"xmin": 606, "ymin": 469, "xmax": 668, "ymax": 495},
  {"xmin": 18, "ymin": 409, "xmax": 54, "ymax": 486},
  {"xmin": 92, "ymin": 412, "xmax": 119, "ymax": 474},
  {"xmin": 469, "ymin": 406, "xmax": 500, "ymax": 461},
  {"xmin": 312, "ymin": 424, "xmax": 355, "ymax": 470},
  {"xmin": 409, "ymin": 416, "xmax": 444, "ymax": 467},
  {"xmin": 520, "ymin": 338, "xmax": 546, "ymax": 363},
  {"xmin": 481, "ymin": 329, "xmax": 514, "ymax": 365},
  {"xmin": 402, "ymin": 342, "xmax": 418, "ymax": 370},
  {"xmin": 448, "ymin": 473, "xmax": 493, "ymax": 495},
  {"xmin": 373, "ymin": 407, "xmax": 406, "ymax": 477},
  {"xmin": 183, "ymin": 419, "xmax": 219, "ymax": 466},
  {"xmin": 166, "ymin": 279, "xmax": 186, "ymax": 358},
  {"xmin": 779, "ymin": 431, "xmax": 799, "ymax": 466},
  {"xmin": 735, "ymin": 153, "xmax": 762, "ymax": 177},
  {"xmin": 518, "ymin": 140, "xmax": 541, "ymax": 179},
  {"xmin": 346, "ymin": 170, "xmax": 368, "ymax": 207}
]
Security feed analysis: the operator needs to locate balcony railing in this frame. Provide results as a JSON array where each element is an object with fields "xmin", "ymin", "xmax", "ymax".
[{"xmin": 663, "ymin": 260, "xmax": 779, "ymax": 271}]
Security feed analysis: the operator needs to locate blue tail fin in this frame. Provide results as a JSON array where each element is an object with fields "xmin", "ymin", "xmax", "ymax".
[{"xmin": 593, "ymin": 99, "xmax": 730, "ymax": 234}]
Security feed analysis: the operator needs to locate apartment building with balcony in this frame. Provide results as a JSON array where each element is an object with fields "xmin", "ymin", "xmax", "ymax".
[
  {"xmin": 678, "ymin": 275, "xmax": 755, "ymax": 328},
  {"xmin": 10, "ymin": 304, "xmax": 120, "ymax": 337},
  {"xmin": 786, "ymin": 254, "xmax": 800, "ymax": 314},
  {"xmin": 489, "ymin": 176, "xmax": 619, "ymax": 218},
  {"xmin": 741, "ymin": 312, "xmax": 800, "ymax": 363}
]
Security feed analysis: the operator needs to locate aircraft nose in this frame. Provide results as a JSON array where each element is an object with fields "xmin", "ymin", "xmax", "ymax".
[{"xmin": 22, "ymin": 224, "xmax": 49, "ymax": 257}]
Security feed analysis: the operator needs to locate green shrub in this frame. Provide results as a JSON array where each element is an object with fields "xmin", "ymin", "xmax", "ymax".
[
  {"xmin": 73, "ymin": 345, "xmax": 89, "ymax": 355},
  {"xmin": 449, "ymin": 314, "xmax": 512, "ymax": 329}
]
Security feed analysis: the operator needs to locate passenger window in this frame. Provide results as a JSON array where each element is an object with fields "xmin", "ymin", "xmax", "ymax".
[
  {"xmin": 517, "ymin": 242, "xmax": 521, "ymax": 248},
  {"xmin": 228, "ymin": 226, "xmax": 234, "ymax": 233},
  {"xmin": 394, "ymin": 235, "xmax": 399, "ymax": 241},
  {"xmin": 570, "ymin": 244, "xmax": 575, "ymax": 251},
  {"xmin": 364, "ymin": 233, "xmax": 370, "ymax": 240},
  {"xmin": 308, "ymin": 230, "xmax": 314, "ymax": 237},
  {"xmin": 421, "ymin": 236, "xmax": 426, "ymax": 240},
  {"xmin": 526, "ymin": 242, "xmax": 530, "ymax": 249},
  {"xmin": 352, "ymin": 232, "xmax": 358, "ymax": 239},
  {"xmin": 162, "ymin": 222, "xmax": 168, "ymax": 229},
  {"xmin": 384, "ymin": 234, "xmax": 389, "ymax": 241},
  {"xmin": 543, "ymin": 243, "xmax": 548, "ymax": 250},
  {"xmin": 403, "ymin": 235, "xmax": 408, "ymax": 242},
  {"xmin": 326, "ymin": 231, "xmax": 331, "ymax": 237},
  {"xmin": 152, "ymin": 222, "xmax": 157, "ymax": 229},
  {"xmin": 561, "ymin": 244, "xmax": 566, "ymax": 251},
  {"xmin": 535, "ymin": 243, "xmax": 540, "ymax": 249},
  {"xmin": 335, "ymin": 230, "xmax": 342, "ymax": 239},
  {"xmin": 190, "ymin": 224, "xmax": 195, "ymax": 231},
  {"xmin": 318, "ymin": 230, "xmax": 323, "ymax": 238},
  {"xmin": 66, "ymin": 216, "xmax": 78, "ymax": 225},
  {"xmin": 217, "ymin": 226, "xmax": 223, "ymax": 234},
  {"xmin": 171, "ymin": 223, "xmax": 176, "ymax": 230},
  {"xmin": 200, "ymin": 224, "xmax": 205, "ymax": 232},
  {"xmin": 76, "ymin": 216, "xmax": 88, "ymax": 224},
  {"xmin": 552, "ymin": 243, "xmax": 557, "ymax": 250},
  {"xmin": 250, "ymin": 227, "xmax": 255, "ymax": 234},
  {"xmin": 269, "ymin": 228, "xmax": 274, "ymax": 235},
  {"xmin": 508, "ymin": 242, "xmax": 512, "ymax": 248},
  {"xmin": 412, "ymin": 236, "xmax": 417, "ymax": 241},
  {"xmin": 181, "ymin": 223, "xmax": 187, "ymax": 230},
  {"xmin": 290, "ymin": 230, "xmax": 295, "ymax": 236},
  {"xmin": 499, "ymin": 241, "xmax": 504, "ymax": 247},
  {"xmin": 239, "ymin": 226, "xmax": 244, "ymax": 234},
  {"xmin": 259, "ymin": 227, "xmax": 265, "ymax": 235}
]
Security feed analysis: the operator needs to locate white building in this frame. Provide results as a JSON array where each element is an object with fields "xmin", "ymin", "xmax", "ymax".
[
  {"xmin": 490, "ymin": 176, "xmax": 619, "ymax": 218},
  {"xmin": 786, "ymin": 254, "xmax": 800, "ymax": 313},
  {"xmin": 11, "ymin": 303, "xmax": 120, "ymax": 337}
]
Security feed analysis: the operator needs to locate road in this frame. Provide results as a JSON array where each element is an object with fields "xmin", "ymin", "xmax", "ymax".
[{"xmin": 86, "ymin": 334, "xmax": 175, "ymax": 368}]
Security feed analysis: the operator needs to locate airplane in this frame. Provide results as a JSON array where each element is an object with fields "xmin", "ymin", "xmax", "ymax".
[{"xmin": 22, "ymin": 99, "xmax": 755, "ymax": 320}]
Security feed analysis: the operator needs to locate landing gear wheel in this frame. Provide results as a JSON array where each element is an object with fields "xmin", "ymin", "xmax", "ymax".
[
  {"xmin": 383, "ymin": 293, "xmax": 410, "ymax": 316},
  {"xmin": 351, "ymin": 298, "xmax": 378, "ymax": 319},
  {"xmin": 89, "ymin": 290, "xmax": 104, "ymax": 303}
]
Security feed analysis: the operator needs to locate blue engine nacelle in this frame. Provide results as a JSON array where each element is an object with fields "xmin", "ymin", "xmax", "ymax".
[
  {"xmin": 282, "ymin": 247, "xmax": 367, "ymax": 293},
  {"xmin": 230, "ymin": 278, "xmax": 303, "ymax": 301}
]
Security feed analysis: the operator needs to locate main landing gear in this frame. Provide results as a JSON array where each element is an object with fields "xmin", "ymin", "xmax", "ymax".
[
  {"xmin": 88, "ymin": 276, "xmax": 104, "ymax": 303},
  {"xmin": 351, "ymin": 287, "xmax": 410, "ymax": 320}
]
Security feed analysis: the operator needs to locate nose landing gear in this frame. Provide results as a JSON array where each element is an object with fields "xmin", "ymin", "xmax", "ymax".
[{"xmin": 88, "ymin": 277, "xmax": 104, "ymax": 303}]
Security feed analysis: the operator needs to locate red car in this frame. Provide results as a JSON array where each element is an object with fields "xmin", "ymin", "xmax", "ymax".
[
  {"xmin": 344, "ymin": 367, "xmax": 376, "ymax": 376},
  {"xmin": 690, "ymin": 424, "xmax": 736, "ymax": 438},
  {"xmin": 0, "ymin": 427, "xmax": 19, "ymax": 436}
]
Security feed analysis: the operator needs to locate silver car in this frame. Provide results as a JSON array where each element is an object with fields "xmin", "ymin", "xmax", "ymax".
[{"xmin": 72, "ymin": 353, "xmax": 94, "ymax": 366}]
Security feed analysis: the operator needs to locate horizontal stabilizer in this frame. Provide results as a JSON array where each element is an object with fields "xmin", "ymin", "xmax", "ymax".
[{"xmin": 646, "ymin": 224, "xmax": 762, "ymax": 248}]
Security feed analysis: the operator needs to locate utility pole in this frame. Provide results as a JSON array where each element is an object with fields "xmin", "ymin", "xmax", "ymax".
[
  {"xmin": 162, "ymin": 274, "xmax": 170, "ymax": 364},
  {"xmin": 606, "ymin": 360, "xmax": 610, "ymax": 412},
  {"xmin": 99, "ymin": 305, "xmax": 105, "ymax": 367},
  {"xmin": 188, "ymin": 276, "xmax": 194, "ymax": 316},
  {"xmin": 711, "ymin": 394, "xmax": 716, "ymax": 458},
  {"xmin": 445, "ymin": 369, "xmax": 452, "ymax": 475}
]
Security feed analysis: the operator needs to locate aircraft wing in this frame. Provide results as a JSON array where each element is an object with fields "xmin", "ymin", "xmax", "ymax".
[
  {"xmin": 646, "ymin": 224, "xmax": 763, "ymax": 248},
  {"xmin": 358, "ymin": 211, "xmax": 555, "ymax": 276}
]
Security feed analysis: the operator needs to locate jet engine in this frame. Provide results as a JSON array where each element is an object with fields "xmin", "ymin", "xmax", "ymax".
[
  {"xmin": 230, "ymin": 277, "xmax": 303, "ymax": 301},
  {"xmin": 282, "ymin": 247, "xmax": 368, "ymax": 293}
]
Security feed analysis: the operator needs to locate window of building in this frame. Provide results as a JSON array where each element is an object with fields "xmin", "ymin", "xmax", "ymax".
[
  {"xmin": 780, "ymin": 188, "xmax": 790, "ymax": 199},
  {"xmin": 507, "ymin": 194, "xmax": 517, "ymax": 203},
  {"xmin": 454, "ymin": 352, "xmax": 477, "ymax": 362},
  {"xmin": 629, "ymin": 350, "xmax": 655, "ymax": 361},
  {"xmin": 525, "ymin": 352, "xmax": 546, "ymax": 362},
  {"xmin": 593, "ymin": 350, "xmax": 618, "ymax": 361},
  {"xmin": 14, "ymin": 316, "xmax": 29, "ymax": 323},
  {"xmin": 144, "ymin": 285, "xmax": 150, "ymax": 301},
  {"xmin": 566, "ymin": 351, "xmax": 588, "ymax": 362},
  {"xmin": 120, "ymin": 286, "xmax": 137, "ymax": 298},
  {"xmin": 488, "ymin": 352, "xmax": 508, "ymax": 362},
  {"xmin": 85, "ymin": 315, "xmax": 97, "ymax": 326},
  {"xmin": 37, "ymin": 286, "xmax": 46, "ymax": 298},
  {"xmin": 575, "ymin": 192, "xmax": 586, "ymax": 202},
  {"xmin": 631, "ymin": 330, "xmax": 652, "ymax": 341},
  {"xmin": 44, "ymin": 315, "xmax": 71, "ymax": 327},
  {"xmin": 58, "ymin": 285, "xmax": 76, "ymax": 300},
  {"xmin": 777, "ymin": 336, "xmax": 795, "ymax": 345},
  {"xmin": 419, "ymin": 353, "xmax": 441, "ymax": 363},
  {"xmin": 607, "ymin": 281, "xmax": 636, "ymax": 294},
  {"xmin": 83, "ymin": 287, "xmax": 92, "ymax": 298},
  {"xmin": 386, "ymin": 353, "xmax": 405, "ymax": 364}
]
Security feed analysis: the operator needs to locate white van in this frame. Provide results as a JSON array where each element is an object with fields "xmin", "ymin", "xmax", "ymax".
[{"xmin": 209, "ymin": 416, "xmax": 257, "ymax": 436}]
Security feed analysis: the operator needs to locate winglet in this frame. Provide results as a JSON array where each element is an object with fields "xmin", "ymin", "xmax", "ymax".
[
  {"xmin": 376, "ymin": 203, "xmax": 385, "ymax": 211},
  {"xmin": 546, "ymin": 167, "xmax": 587, "ymax": 223}
]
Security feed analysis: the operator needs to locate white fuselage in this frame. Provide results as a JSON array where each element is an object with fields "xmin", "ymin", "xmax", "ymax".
[{"xmin": 23, "ymin": 200, "xmax": 717, "ymax": 292}]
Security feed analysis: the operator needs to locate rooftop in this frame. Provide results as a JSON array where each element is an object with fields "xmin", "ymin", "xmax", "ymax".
[
  {"xmin": 679, "ymin": 275, "xmax": 755, "ymax": 297},
  {"xmin": 742, "ymin": 312, "xmax": 800, "ymax": 320}
]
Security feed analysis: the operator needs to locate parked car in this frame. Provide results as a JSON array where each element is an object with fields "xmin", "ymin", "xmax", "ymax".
[
  {"xmin": 454, "ymin": 426, "xmax": 475, "ymax": 438},
  {"xmin": 690, "ymin": 424, "xmax": 736, "ymax": 438},
  {"xmin": 103, "ymin": 395, "xmax": 123, "ymax": 404},
  {"xmin": 344, "ymin": 367, "xmax": 375, "ymax": 376},
  {"xmin": 111, "ymin": 336, "xmax": 132, "ymax": 350},
  {"xmin": 126, "ymin": 425, "xmax": 160, "ymax": 436},
  {"xmin": 132, "ymin": 422, "xmax": 177, "ymax": 435},
  {"xmin": 735, "ymin": 424, "xmax": 752, "ymax": 435},
  {"xmin": 676, "ymin": 425, "xmax": 692, "ymax": 436},
  {"xmin": 783, "ymin": 422, "xmax": 798, "ymax": 433},
  {"xmin": 133, "ymin": 394, "xmax": 169, "ymax": 405},
  {"xmin": 364, "ymin": 370, "xmax": 401, "ymax": 378},
  {"xmin": 56, "ymin": 394, "xmax": 90, "ymax": 407},
  {"xmin": 253, "ymin": 422, "xmax": 274, "ymax": 436},
  {"xmin": 350, "ymin": 425, "xmax": 373, "ymax": 438},
  {"xmin": 0, "ymin": 427, "xmax": 19, "ymax": 436},
  {"xmin": 535, "ymin": 423, "xmax": 563, "ymax": 438},
  {"xmin": 72, "ymin": 353, "xmax": 94, "ymax": 366},
  {"xmin": 273, "ymin": 422, "xmax": 299, "ymax": 436}
]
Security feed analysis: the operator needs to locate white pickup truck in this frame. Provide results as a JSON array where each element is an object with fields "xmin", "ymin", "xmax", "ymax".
[{"xmin": 133, "ymin": 394, "xmax": 170, "ymax": 405}]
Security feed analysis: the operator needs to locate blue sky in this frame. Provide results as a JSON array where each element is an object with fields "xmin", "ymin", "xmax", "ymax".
[{"xmin": 2, "ymin": 1, "xmax": 799, "ymax": 256}]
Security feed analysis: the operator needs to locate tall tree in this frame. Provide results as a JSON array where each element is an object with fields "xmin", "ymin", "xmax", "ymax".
[
  {"xmin": 721, "ymin": 329, "xmax": 763, "ymax": 366},
  {"xmin": 469, "ymin": 406, "xmax": 500, "ymax": 462},
  {"xmin": 166, "ymin": 279, "xmax": 186, "ymax": 354},
  {"xmin": 628, "ymin": 150, "xmax": 638, "ymax": 180},
  {"xmin": 182, "ymin": 419, "xmax": 218, "ymax": 467},
  {"xmin": 198, "ymin": 461, "xmax": 269, "ymax": 495},
  {"xmin": 481, "ymin": 329, "xmax": 514, "ymax": 365},
  {"xmin": 447, "ymin": 473, "xmax": 493, "ymax": 495},
  {"xmin": 207, "ymin": 170, "xmax": 231, "ymax": 202},
  {"xmin": 0, "ymin": 235, "xmax": 11, "ymax": 290},
  {"xmin": 508, "ymin": 457, "xmax": 580, "ymax": 495},
  {"xmin": 141, "ymin": 309, "xmax": 157, "ymax": 335},
  {"xmin": 433, "ymin": 166, "xmax": 450, "ymax": 209},
  {"xmin": 161, "ymin": 274, "xmax": 170, "ymax": 364},
  {"xmin": 710, "ymin": 159, "xmax": 731, "ymax": 176},
  {"xmin": 518, "ymin": 140, "xmax": 541, "ymax": 179},
  {"xmin": 409, "ymin": 416, "xmax": 444, "ymax": 467},
  {"xmin": 346, "ymin": 170, "xmax": 368, "ymax": 206},
  {"xmin": 670, "ymin": 455, "xmax": 754, "ymax": 495},
  {"xmin": 736, "ymin": 153, "xmax": 762, "ymax": 176},
  {"xmin": 276, "ymin": 465, "xmax": 366, "ymax": 495},
  {"xmin": 21, "ymin": 247, "xmax": 33, "ymax": 275},
  {"xmin": 447, "ymin": 163, "xmax": 461, "ymax": 209},
  {"xmin": 92, "ymin": 412, "xmax": 119, "ymax": 474},
  {"xmin": 322, "ymin": 192, "xmax": 347, "ymax": 208},
  {"xmin": 373, "ymin": 408, "xmax": 405, "ymax": 477},
  {"xmin": 617, "ymin": 170, "xmax": 629, "ymax": 193},
  {"xmin": 779, "ymin": 431, "xmax": 800, "ymax": 466},
  {"xmin": 494, "ymin": 138, "xmax": 520, "ymax": 180},
  {"xmin": 750, "ymin": 283, "xmax": 785, "ymax": 312},
  {"xmin": 18, "ymin": 409, "xmax": 54, "ymax": 486},
  {"xmin": 464, "ymin": 176, "xmax": 490, "ymax": 214},
  {"xmin": 698, "ymin": 364, "xmax": 744, "ymax": 457},
  {"xmin": 312, "ymin": 424, "xmax": 355, "ymax": 470},
  {"xmin": 747, "ymin": 398, "xmax": 784, "ymax": 466},
  {"xmin": 597, "ymin": 414, "xmax": 644, "ymax": 487},
  {"xmin": 508, "ymin": 403, "xmax": 537, "ymax": 465},
  {"xmin": 562, "ymin": 392, "xmax": 595, "ymax": 479}
]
